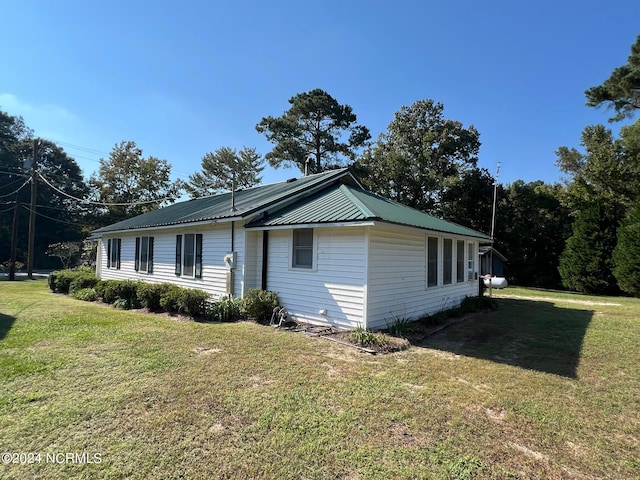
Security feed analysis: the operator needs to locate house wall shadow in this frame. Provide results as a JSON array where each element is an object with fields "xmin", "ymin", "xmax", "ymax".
[
  {"xmin": 0, "ymin": 313, "xmax": 16, "ymax": 341},
  {"xmin": 416, "ymin": 298, "xmax": 593, "ymax": 378}
]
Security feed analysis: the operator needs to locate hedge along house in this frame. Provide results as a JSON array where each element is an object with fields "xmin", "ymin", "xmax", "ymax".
[{"xmin": 90, "ymin": 168, "xmax": 490, "ymax": 330}]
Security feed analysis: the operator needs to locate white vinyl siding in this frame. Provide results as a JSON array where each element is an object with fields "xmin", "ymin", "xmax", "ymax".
[
  {"xmin": 266, "ymin": 226, "xmax": 366, "ymax": 329},
  {"xmin": 366, "ymin": 225, "xmax": 480, "ymax": 330},
  {"xmin": 98, "ymin": 222, "xmax": 245, "ymax": 298}
]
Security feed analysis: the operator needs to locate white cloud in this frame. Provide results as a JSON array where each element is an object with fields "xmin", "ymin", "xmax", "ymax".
[{"xmin": 0, "ymin": 93, "xmax": 79, "ymax": 142}]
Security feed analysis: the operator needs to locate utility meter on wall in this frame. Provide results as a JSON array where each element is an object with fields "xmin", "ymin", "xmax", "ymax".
[{"xmin": 223, "ymin": 252, "xmax": 236, "ymax": 270}]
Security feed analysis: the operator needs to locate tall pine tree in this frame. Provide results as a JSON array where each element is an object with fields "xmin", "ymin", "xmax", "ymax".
[
  {"xmin": 613, "ymin": 200, "xmax": 640, "ymax": 297},
  {"xmin": 558, "ymin": 202, "xmax": 620, "ymax": 294}
]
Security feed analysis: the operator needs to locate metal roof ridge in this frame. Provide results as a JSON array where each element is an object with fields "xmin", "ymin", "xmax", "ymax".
[{"xmin": 337, "ymin": 184, "xmax": 378, "ymax": 219}]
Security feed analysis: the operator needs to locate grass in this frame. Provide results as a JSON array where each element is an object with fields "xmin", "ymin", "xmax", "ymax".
[{"xmin": 1, "ymin": 281, "xmax": 639, "ymax": 479}]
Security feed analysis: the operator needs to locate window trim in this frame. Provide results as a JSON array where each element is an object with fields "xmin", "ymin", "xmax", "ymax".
[
  {"xmin": 106, "ymin": 238, "xmax": 121, "ymax": 270},
  {"xmin": 426, "ymin": 236, "xmax": 439, "ymax": 288},
  {"xmin": 456, "ymin": 240, "xmax": 465, "ymax": 283},
  {"xmin": 467, "ymin": 242, "xmax": 476, "ymax": 281},
  {"xmin": 443, "ymin": 238, "xmax": 453, "ymax": 285},
  {"xmin": 135, "ymin": 236, "xmax": 154, "ymax": 273},
  {"xmin": 175, "ymin": 233, "xmax": 203, "ymax": 278},
  {"xmin": 291, "ymin": 228, "xmax": 316, "ymax": 271}
]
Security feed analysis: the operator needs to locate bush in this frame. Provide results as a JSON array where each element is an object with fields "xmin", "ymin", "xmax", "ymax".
[
  {"xmin": 180, "ymin": 288, "xmax": 210, "ymax": 316},
  {"xmin": 159, "ymin": 285, "xmax": 210, "ymax": 316},
  {"xmin": 137, "ymin": 283, "xmax": 175, "ymax": 311},
  {"xmin": 48, "ymin": 267, "xmax": 96, "ymax": 294},
  {"xmin": 208, "ymin": 297, "xmax": 242, "ymax": 322},
  {"xmin": 386, "ymin": 316, "xmax": 413, "ymax": 337},
  {"xmin": 69, "ymin": 272, "xmax": 98, "ymax": 294},
  {"xmin": 158, "ymin": 284, "xmax": 184, "ymax": 313},
  {"xmin": 71, "ymin": 288, "xmax": 98, "ymax": 302},
  {"xmin": 460, "ymin": 295, "xmax": 498, "ymax": 313},
  {"xmin": 348, "ymin": 327, "xmax": 388, "ymax": 348},
  {"xmin": 241, "ymin": 288, "xmax": 279, "ymax": 320},
  {"xmin": 100, "ymin": 280, "xmax": 141, "ymax": 307}
]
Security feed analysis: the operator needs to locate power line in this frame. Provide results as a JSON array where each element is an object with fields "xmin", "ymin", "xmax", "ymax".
[
  {"xmin": 20, "ymin": 204, "xmax": 89, "ymax": 227},
  {"xmin": 37, "ymin": 171, "xmax": 179, "ymax": 206},
  {"xmin": 0, "ymin": 177, "xmax": 31, "ymax": 198}
]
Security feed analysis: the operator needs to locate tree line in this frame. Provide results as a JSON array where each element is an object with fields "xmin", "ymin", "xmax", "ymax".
[{"xmin": 1, "ymin": 35, "xmax": 639, "ymax": 296}]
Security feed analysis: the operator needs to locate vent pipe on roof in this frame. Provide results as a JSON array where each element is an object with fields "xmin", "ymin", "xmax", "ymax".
[
  {"xmin": 230, "ymin": 170, "xmax": 237, "ymax": 212},
  {"xmin": 304, "ymin": 157, "xmax": 311, "ymax": 176}
]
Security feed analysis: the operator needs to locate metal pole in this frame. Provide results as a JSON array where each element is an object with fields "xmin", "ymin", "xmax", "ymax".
[
  {"xmin": 27, "ymin": 139, "xmax": 39, "ymax": 279},
  {"xmin": 488, "ymin": 162, "xmax": 501, "ymax": 297},
  {"xmin": 9, "ymin": 198, "xmax": 20, "ymax": 281}
]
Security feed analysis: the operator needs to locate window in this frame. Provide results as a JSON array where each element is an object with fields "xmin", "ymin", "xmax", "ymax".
[
  {"xmin": 427, "ymin": 236, "xmax": 438, "ymax": 287},
  {"xmin": 135, "ymin": 236, "xmax": 154, "ymax": 273},
  {"xmin": 443, "ymin": 239, "xmax": 453, "ymax": 285},
  {"xmin": 467, "ymin": 243, "xmax": 475, "ymax": 280},
  {"xmin": 292, "ymin": 228, "xmax": 313, "ymax": 269},
  {"xmin": 175, "ymin": 233, "xmax": 203, "ymax": 278},
  {"xmin": 456, "ymin": 240, "xmax": 465, "ymax": 283},
  {"xmin": 106, "ymin": 238, "xmax": 121, "ymax": 269}
]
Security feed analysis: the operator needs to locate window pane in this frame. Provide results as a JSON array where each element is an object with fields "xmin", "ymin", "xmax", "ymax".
[
  {"xmin": 140, "ymin": 237, "xmax": 149, "ymax": 272},
  {"xmin": 292, "ymin": 229, "xmax": 313, "ymax": 268},
  {"xmin": 456, "ymin": 240, "xmax": 465, "ymax": 283},
  {"xmin": 184, "ymin": 234, "xmax": 195, "ymax": 277},
  {"xmin": 427, "ymin": 237, "xmax": 438, "ymax": 287},
  {"xmin": 443, "ymin": 239, "xmax": 452, "ymax": 285},
  {"xmin": 467, "ymin": 243, "xmax": 474, "ymax": 280}
]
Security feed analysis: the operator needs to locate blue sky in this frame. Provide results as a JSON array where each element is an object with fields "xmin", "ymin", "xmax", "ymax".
[{"xmin": 1, "ymin": 0, "xmax": 639, "ymax": 188}]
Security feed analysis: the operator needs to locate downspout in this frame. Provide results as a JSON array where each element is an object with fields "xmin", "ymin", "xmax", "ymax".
[
  {"xmin": 229, "ymin": 221, "xmax": 235, "ymax": 297},
  {"xmin": 261, "ymin": 230, "xmax": 269, "ymax": 290}
]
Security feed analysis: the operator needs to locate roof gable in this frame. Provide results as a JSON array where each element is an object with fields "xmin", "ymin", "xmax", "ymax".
[{"xmin": 246, "ymin": 183, "xmax": 490, "ymax": 240}]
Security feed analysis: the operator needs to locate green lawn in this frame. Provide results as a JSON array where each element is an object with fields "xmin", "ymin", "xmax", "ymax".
[{"xmin": 1, "ymin": 281, "xmax": 639, "ymax": 479}]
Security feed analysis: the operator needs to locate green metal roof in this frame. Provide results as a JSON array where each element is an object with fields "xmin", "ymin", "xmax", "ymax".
[
  {"xmin": 246, "ymin": 183, "xmax": 491, "ymax": 240},
  {"xmin": 90, "ymin": 167, "xmax": 489, "ymax": 240},
  {"xmin": 90, "ymin": 168, "xmax": 351, "ymax": 236}
]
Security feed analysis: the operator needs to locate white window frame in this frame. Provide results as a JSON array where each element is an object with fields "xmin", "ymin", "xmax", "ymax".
[
  {"xmin": 443, "ymin": 238, "xmax": 453, "ymax": 285},
  {"xmin": 135, "ymin": 236, "xmax": 154, "ymax": 273},
  {"xmin": 291, "ymin": 228, "xmax": 316, "ymax": 270},
  {"xmin": 175, "ymin": 233, "xmax": 203, "ymax": 278},
  {"xmin": 426, "ymin": 236, "xmax": 439, "ymax": 288},
  {"xmin": 107, "ymin": 238, "xmax": 121, "ymax": 270},
  {"xmin": 467, "ymin": 242, "xmax": 476, "ymax": 281},
  {"xmin": 456, "ymin": 240, "xmax": 465, "ymax": 283}
]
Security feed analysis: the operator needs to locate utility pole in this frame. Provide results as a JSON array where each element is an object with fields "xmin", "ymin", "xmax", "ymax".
[
  {"xmin": 27, "ymin": 139, "xmax": 39, "ymax": 279},
  {"xmin": 8, "ymin": 197, "xmax": 20, "ymax": 281}
]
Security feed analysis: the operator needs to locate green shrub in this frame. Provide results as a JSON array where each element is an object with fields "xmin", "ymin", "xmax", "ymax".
[
  {"xmin": 100, "ymin": 280, "xmax": 141, "ymax": 307},
  {"xmin": 112, "ymin": 298, "xmax": 132, "ymax": 310},
  {"xmin": 208, "ymin": 297, "xmax": 242, "ymax": 322},
  {"xmin": 71, "ymin": 288, "xmax": 98, "ymax": 302},
  {"xmin": 48, "ymin": 267, "xmax": 96, "ymax": 294},
  {"xmin": 159, "ymin": 285, "xmax": 210, "ymax": 316},
  {"xmin": 241, "ymin": 288, "xmax": 279, "ymax": 320},
  {"xmin": 158, "ymin": 285, "xmax": 184, "ymax": 313},
  {"xmin": 348, "ymin": 327, "xmax": 388, "ymax": 348},
  {"xmin": 69, "ymin": 272, "xmax": 98, "ymax": 294},
  {"xmin": 386, "ymin": 316, "xmax": 414, "ymax": 337},
  {"xmin": 460, "ymin": 295, "xmax": 498, "ymax": 313},
  {"xmin": 180, "ymin": 288, "xmax": 210, "ymax": 316},
  {"xmin": 137, "ymin": 283, "xmax": 175, "ymax": 311}
]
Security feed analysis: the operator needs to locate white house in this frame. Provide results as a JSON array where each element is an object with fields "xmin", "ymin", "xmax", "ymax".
[{"xmin": 90, "ymin": 169, "xmax": 490, "ymax": 330}]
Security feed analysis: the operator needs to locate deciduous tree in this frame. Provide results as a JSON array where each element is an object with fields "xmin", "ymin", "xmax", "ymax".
[
  {"xmin": 356, "ymin": 99, "xmax": 480, "ymax": 215},
  {"xmin": 89, "ymin": 141, "xmax": 183, "ymax": 223}
]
